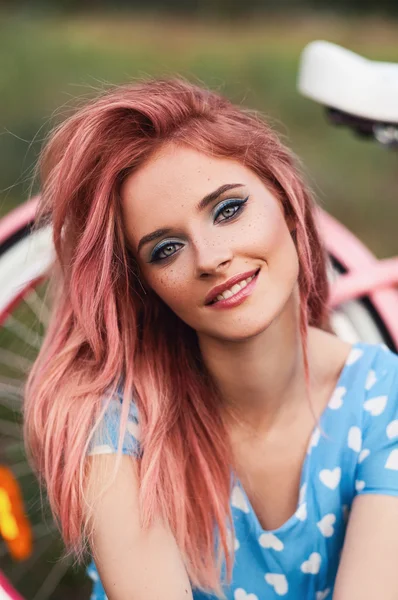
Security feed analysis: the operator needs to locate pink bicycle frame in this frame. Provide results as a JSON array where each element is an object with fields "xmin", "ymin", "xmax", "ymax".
[
  {"xmin": 0, "ymin": 572, "xmax": 24, "ymax": 600},
  {"xmin": 317, "ymin": 207, "xmax": 398, "ymax": 348}
]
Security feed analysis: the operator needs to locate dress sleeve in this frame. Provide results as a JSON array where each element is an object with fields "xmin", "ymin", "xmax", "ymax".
[
  {"xmin": 355, "ymin": 352, "xmax": 398, "ymax": 497},
  {"xmin": 87, "ymin": 388, "xmax": 141, "ymax": 458}
]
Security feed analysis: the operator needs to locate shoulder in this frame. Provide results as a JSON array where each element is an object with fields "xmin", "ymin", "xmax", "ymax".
[
  {"xmin": 337, "ymin": 341, "xmax": 398, "ymax": 403},
  {"xmin": 357, "ymin": 342, "xmax": 398, "ymax": 420},
  {"xmin": 87, "ymin": 386, "xmax": 141, "ymax": 457},
  {"xmin": 309, "ymin": 330, "xmax": 397, "ymax": 415},
  {"xmin": 336, "ymin": 340, "xmax": 398, "ymax": 429},
  {"xmin": 358, "ymin": 340, "xmax": 398, "ymax": 373},
  {"xmin": 317, "ymin": 339, "xmax": 398, "ymax": 445},
  {"xmin": 351, "ymin": 343, "xmax": 398, "ymax": 493}
]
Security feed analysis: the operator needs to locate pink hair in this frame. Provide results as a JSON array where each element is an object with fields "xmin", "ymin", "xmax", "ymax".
[{"xmin": 23, "ymin": 78, "xmax": 332, "ymax": 598}]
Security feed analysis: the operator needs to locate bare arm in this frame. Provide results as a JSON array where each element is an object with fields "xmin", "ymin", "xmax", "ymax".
[
  {"xmin": 84, "ymin": 454, "xmax": 193, "ymax": 600},
  {"xmin": 333, "ymin": 494, "xmax": 398, "ymax": 599}
]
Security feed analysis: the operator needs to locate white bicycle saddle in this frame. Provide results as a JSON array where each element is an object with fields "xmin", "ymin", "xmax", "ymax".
[{"xmin": 298, "ymin": 40, "xmax": 398, "ymax": 123}]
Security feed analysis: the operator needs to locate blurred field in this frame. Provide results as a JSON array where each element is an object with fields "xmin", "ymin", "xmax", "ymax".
[
  {"xmin": 0, "ymin": 11, "xmax": 397, "ymax": 598},
  {"xmin": 1, "ymin": 11, "xmax": 397, "ymax": 257}
]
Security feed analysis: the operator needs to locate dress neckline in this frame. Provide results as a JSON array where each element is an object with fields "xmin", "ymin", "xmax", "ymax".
[{"xmin": 231, "ymin": 340, "xmax": 362, "ymax": 535}]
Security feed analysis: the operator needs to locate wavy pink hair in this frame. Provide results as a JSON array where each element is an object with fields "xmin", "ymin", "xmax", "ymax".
[{"xmin": 23, "ymin": 78, "xmax": 332, "ymax": 597}]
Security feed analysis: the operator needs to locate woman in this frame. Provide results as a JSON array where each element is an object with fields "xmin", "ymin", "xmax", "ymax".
[{"xmin": 23, "ymin": 78, "xmax": 398, "ymax": 600}]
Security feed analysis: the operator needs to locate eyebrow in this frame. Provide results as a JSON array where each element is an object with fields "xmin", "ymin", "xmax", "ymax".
[{"xmin": 137, "ymin": 182, "xmax": 245, "ymax": 254}]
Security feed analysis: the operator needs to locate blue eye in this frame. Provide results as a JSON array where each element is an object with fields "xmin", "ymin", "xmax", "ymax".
[
  {"xmin": 149, "ymin": 241, "xmax": 183, "ymax": 263},
  {"xmin": 149, "ymin": 195, "xmax": 249, "ymax": 263},
  {"xmin": 213, "ymin": 196, "xmax": 248, "ymax": 223}
]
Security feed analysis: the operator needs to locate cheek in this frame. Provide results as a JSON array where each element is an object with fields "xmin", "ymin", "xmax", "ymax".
[
  {"xmin": 256, "ymin": 204, "xmax": 299, "ymax": 279},
  {"xmin": 268, "ymin": 223, "xmax": 299, "ymax": 282},
  {"xmin": 146, "ymin": 269, "xmax": 194, "ymax": 311},
  {"xmin": 248, "ymin": 202, "xmax": 292, "ymax": 257}
]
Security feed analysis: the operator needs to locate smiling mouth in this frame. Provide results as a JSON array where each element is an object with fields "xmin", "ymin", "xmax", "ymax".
[{"xmin": 207, "ymin": 268, "xmax": 261, "ymax": 305}]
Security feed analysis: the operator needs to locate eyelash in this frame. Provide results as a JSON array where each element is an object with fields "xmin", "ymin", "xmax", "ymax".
[{"xmin": 149, "ymin": 196, "xmax": 249, "ymax": 263}]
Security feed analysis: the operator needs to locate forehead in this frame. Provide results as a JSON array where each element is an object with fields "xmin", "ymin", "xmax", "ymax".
[
  {"xmin": 122, "ymin": 143, "xmax": 254, "ymax": 205},
  {"xmin": 120, "ymin": 143, "xmax": 259, "ymax": 240}
]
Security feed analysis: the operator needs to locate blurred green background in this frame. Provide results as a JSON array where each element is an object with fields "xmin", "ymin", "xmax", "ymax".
[
  {"xmin": 0, "ymin": 3, "xmax": 397, "ymax": 598},
  {"xmin": 1, "ymin": 4, "xmax": 397, "ymax": 258}
]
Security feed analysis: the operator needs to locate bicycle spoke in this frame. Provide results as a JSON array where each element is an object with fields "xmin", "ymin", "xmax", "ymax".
[
  {"xmin": 32, "ymin": 555, "xmax": 74, "ymax": 600},
  {"xmin": 0, "ymin": 391, "xmax": 22, "ymax": 411},
  {"xmin": 10, "ymin": 535, "xmax": 58, "ymax": 584},
  {"xmin": 8, "ymin": 461, "xmax": 33, "ymax": 478},
  {"xmin": 0, "ymin": 384, "xmax": 23, "ymax": 397},
  {"xmin": 0, "ymin": 419, "xmax": 21, "ymax": 439},
  {"xmin": 2, "ymin": 439, "xmax": 25, "ymax": 450},
  {"xmin": 3, "ymin": 315, "xmax": 43, "ymax": 350},
  {"xmin": 0, "ymin": 216, "xmax": 89, "ymax": 598},
  {"xmin": 0, "ymin": 376, "xmax": 24, "ymax": 388},
  {"xmin": 32, "ymin": 522, "xmax": 57, "ymax": 539},
  {"xmin": 23, "ymin": 288, "xmax": 50, "ymax": 329},
  {"xmin": 0, "ymin": 349, "xmax": 31, "ymax": 374},
  {"xmin": 24, "ymin": 497, "xmax": 49, "ymax": 517}
]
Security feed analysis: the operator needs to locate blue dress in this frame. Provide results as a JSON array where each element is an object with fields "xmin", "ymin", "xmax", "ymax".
[{"xmin": 86, "ymin": 340, "xmax": 398, "ymax": 600}]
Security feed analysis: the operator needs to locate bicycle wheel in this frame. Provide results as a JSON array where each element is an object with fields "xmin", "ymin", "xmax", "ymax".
[
  {"xmin": 327, "ymin": 257, "xmax": 391, "ymax": 347},
  {"xmin": 0, "ymin": 201, "xmax": 393, "ymax": 598},
  {"xmin": 0, "ymin": 221, "xmax": 93, "ymax": 600}
]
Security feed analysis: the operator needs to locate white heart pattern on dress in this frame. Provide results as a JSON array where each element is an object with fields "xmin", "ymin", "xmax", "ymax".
[
  {"xmin": 385, "ymin": 449, "xmax": 398, "ymax": 471},
  {"xmin": 328, "ymin": 387, "xmax": 346, "ymax": 410},
  {"xmin": 301, "ymin": 552, "xmax": 321, "ymax": 574},
  {"xmin": 386, "ymin": 420, "xmax": 398, "ymax": 439},
  {"xmin": 316, "ymin": 589, "xmax": 331, "ymax": 600},
  {"xmin": 346, "ymin": 347, "xmax": 363, "ymax": 365},
  {"xmin": 299, "ymin": 482, "xmax": 307, "ymax": 505},
  {"xmin": 347, "ymin": 426, "xmax": 362, "ymax": 452},
  {"xmin": 363, "ymin": 395, "xmax": 388, "ymax": 416},
  {"xmin": 317, "ymin": 513, "xmax": 336, "ymax": 538},
  {"xmin": 358, "ymin": 449, "xmax": 370, "ymax": 463},
  {"xmin": 126, "ymin": 420, "xmax": 140, "ymax": 439},
  {"xmin": 89, "ymin": 444, "xmax": 114, "ymax": 455},
  {"xmin": 259, "ymin": 532, "xmax": 284, "ymax": 551},
  {"xmin": 295, "ymin": 502, "xmax": 307, "ymax": 521},
  {"xmin": 264, "ymin": 574, "xmax": 288, "ymax": 596},
  {"xmin": 355, "ymin": 480, "xmax": 365, "ymax": 492},
  {"xmin": 308, "ymin": 428, "xmax": 321, "ymax": 453},
  {"xmin": 87, "ymin": 567, "xmax": 99, "ymax": 581},
  {"xmin": 319, "ymin": 467, "xmax": 341, "ymax": 490},
  {"xmin": 226, "ymin": 529, "xmax": 240, "ymax": 551},
  {"xmin": 234, "ymin": 589, "xmax": 258, "ymax": 600},
  {"xmin": 365, "ymin": 370, "xmax": 377, "ymax": 390},
  {"xmin": 231, "ymin": 486, "xmax": 250, "ymax": 513}
]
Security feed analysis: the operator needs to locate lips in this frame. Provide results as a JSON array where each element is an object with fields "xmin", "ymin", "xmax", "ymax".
[{"xmin": 204, "ymin": 268, "xmax": 260, "ymax": 305}]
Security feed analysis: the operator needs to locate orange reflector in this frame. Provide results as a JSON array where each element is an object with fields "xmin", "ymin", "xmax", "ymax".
[{"xmin": 0, "ymin": 467, "xmax": 33, "ymax": 560}]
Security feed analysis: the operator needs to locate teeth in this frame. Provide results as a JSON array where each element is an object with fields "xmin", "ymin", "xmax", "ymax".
[
  {"xmin": 214, "ymin": 272, "xmax": 256, "ymax": 303},
  {"xmin": 230, "ymin": 283, "xmax": 243, "ymax": 295}
]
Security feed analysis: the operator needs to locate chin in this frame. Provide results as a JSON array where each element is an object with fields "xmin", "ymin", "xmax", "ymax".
[{"xmin": 202, "ymin": 315, "xmax": 273, "ymax": 343}]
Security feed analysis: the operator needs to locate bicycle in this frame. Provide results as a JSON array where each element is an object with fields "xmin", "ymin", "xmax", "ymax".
[{"xmin": 0, "ymin": 39, "xmax": 397, "ymax": 599}]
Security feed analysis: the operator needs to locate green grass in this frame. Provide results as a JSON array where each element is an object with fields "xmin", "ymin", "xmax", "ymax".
[
  {"xmin": 0, "ymin": 11, "xmax": 397, "ymax": 595},
  {"xmin": 1, "ymin": 11, "xmax": 398, "ymax": 257}
]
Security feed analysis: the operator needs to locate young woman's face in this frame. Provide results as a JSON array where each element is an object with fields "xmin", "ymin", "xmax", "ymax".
[{"xmin": 121, "ymin": 143, "xmax": 299, "ymax": 342}]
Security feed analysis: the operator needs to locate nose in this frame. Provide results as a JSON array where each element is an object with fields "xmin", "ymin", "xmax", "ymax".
[{"xmin": 193, "ymin": 234, "xmax": 233, "ymax": 278}]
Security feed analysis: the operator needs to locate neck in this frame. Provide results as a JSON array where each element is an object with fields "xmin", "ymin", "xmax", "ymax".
[{"xmin": 198, "ymin": 291, "xmax": 310, "ymax": 435}]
